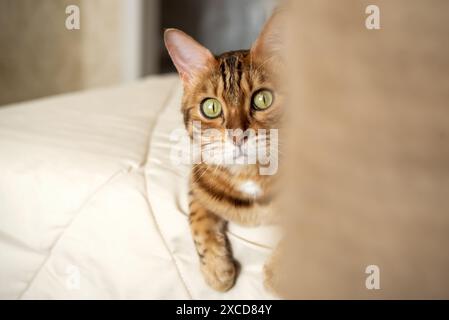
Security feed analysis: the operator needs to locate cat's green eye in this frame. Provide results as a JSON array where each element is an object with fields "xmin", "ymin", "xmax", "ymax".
[
  {"xmin": 252, "ymin": 90, "xmax": 274, "ymax": 110},
  {"xmin": 201, "ymin": 98, "xmax": 222, "ymax": 119}
]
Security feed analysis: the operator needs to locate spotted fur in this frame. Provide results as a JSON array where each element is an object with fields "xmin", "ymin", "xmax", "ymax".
[{"xmin": 165, "ymin": 12, "xmax": 283, "ymax": 291}]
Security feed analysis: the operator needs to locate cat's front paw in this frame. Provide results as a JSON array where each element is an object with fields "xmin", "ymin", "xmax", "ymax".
[
  {"xmin": 201, "ymin": 253, "xmax": 236, "ymax": 292},
  {"xmin": 263, "ymin": 248, "xmax": 281, "ymax": 296},
  {"xmin": 263, "ymin": 261, "xmax": 277, "ymax": 294}
]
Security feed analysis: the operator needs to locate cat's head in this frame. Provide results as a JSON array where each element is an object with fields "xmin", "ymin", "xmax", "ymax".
[{"xmin": 164, "ymin": 12, "xmax": 283, "ymax": 169}]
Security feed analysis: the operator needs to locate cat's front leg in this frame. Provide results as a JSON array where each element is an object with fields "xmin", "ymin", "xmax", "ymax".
[
  {"xmin": 263, "ymin": 244, "xmax": 281, "ymax": 296},
  {"xmin": 188, "ymin": 196, "xmax": 236, "ymax": 292}
]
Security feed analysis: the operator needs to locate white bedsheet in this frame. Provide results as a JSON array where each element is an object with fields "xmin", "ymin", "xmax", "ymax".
[{"xmin": 0, "ymin": 75, "xmax": 279, "ymax": 299}]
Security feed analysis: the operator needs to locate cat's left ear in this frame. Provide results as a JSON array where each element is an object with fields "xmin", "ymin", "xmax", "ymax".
[
  {"xmin": 251, "ymin": 9, "xmax": 285, "ymax": 59},
  {"xmin": 164, "ymin": 28, "xmax": 215, "ymax": 85}
]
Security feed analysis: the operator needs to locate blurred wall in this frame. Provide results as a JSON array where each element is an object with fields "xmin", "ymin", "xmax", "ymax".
[
  {"xmin": 0, "ymin": 0, "xmax": 83, "ymax": 105},
  {"xmin": 143, "ymin": 0, "xmax": 160, "ymax": 76},
  {"xmin": 0, "ymin": 0, "xmax": 151, "ymax": 106},
  {"xmin": 78, "ymin": 0, "xmax": 123, "ymax": 88},
  {"xmin": 159, "ymin": 0, "xmax": 276, "ymax": 73}
]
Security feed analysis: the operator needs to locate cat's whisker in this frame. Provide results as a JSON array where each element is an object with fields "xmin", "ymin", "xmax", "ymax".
[
  {"xmin": 254, "ymin": 55, "xmax": 277, "ymax": 73},
  {"xmin": 212, "ymin": 163, "xmax": 220, "ymax": 177},
  {"xmin": 192, "ymin": 166, "xmax": 209, "ymax": 184}
]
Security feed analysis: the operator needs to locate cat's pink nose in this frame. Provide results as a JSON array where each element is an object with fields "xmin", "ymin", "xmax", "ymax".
[{"xmin": 230, "ymin": 133, "xmax": 248, "ymax": 146}]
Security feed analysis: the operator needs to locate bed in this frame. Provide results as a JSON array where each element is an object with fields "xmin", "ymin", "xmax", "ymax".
[{"xmin": 0, "ymin": 75, "xmax": 280, "ymax": 299}]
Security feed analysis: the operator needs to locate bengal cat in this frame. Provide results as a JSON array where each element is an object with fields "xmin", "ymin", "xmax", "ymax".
[{"xmin": 164, "ymin": 12, "xmax": 283, "ymax": 292}]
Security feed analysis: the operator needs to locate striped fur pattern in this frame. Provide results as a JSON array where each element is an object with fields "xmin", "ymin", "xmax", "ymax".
[{"xmin": 165, "ymin": 13, "xmax": 283, "ymax": 291}]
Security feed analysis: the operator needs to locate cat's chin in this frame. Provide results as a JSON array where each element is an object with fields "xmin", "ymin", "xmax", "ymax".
[{"xmin": 223, "ymin": 163, "xmax": 257, "ymax": 175}]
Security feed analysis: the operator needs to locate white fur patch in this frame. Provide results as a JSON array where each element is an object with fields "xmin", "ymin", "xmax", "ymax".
[{"xmin": 238, "ymin": 180, "xmax": 262, "ymax": 198}]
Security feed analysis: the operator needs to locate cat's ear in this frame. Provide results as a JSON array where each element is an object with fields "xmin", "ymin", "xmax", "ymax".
[
  {"xmin": 164, "ymin": 29, "xmax": 215, "ymax": 85},
  {"xmin": 251, "ymin": 10, "xmax": 285, "ymax": 59}
]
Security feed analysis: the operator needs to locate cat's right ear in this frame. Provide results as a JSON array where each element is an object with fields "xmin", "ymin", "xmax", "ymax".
[
  {"xmin": 251, "ymin": 9, "xmax": 286, "ymax": 61},
  {"xmin": 164, "ymin": 29, "xmax": 215, "ymax": 85}
]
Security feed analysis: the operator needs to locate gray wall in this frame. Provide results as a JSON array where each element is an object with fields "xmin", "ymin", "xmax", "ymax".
[{"xmin": 158, "ymin": 0, "xmax": 276, "ymax": 73}]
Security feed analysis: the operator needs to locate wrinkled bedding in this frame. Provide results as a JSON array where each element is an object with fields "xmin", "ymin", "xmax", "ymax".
[{"xmin": 0, "ymin": 75, "xmax": 279, "ymax": 299}]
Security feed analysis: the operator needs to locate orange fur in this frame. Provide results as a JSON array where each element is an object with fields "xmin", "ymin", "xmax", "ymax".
[{"xmin": 165, "ymin": 12, "xmax": 283, "ymax": 291}]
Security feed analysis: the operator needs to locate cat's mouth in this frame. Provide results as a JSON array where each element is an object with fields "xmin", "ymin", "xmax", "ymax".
[
  {"xmin": 232, "ymin": 146, "xmax": 256, "ymax": 163},
  {"xmin": 199, "ymin": 136, "xmax": 273, "ymax": 163},
  {"xmin": 195, "ymin": 137, "xmax": 278, "ymax": 175},
  {"xmin": 234, "ymin": 145, "xmax": 246, "ymax": 158},
  {"xmin": 203, "ymin": 144, "xmax": 255, "ymax": 166}
]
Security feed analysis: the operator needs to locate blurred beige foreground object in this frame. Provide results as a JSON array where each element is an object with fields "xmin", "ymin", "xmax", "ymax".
[{"xmin": 277, "ymin": 0, "xmax": 449, "ymax": 299}]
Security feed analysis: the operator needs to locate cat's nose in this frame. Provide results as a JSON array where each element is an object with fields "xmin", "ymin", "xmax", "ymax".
[{"xmin": 229, "ymin": 132, "xmax": 248, "ymax": 146}]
